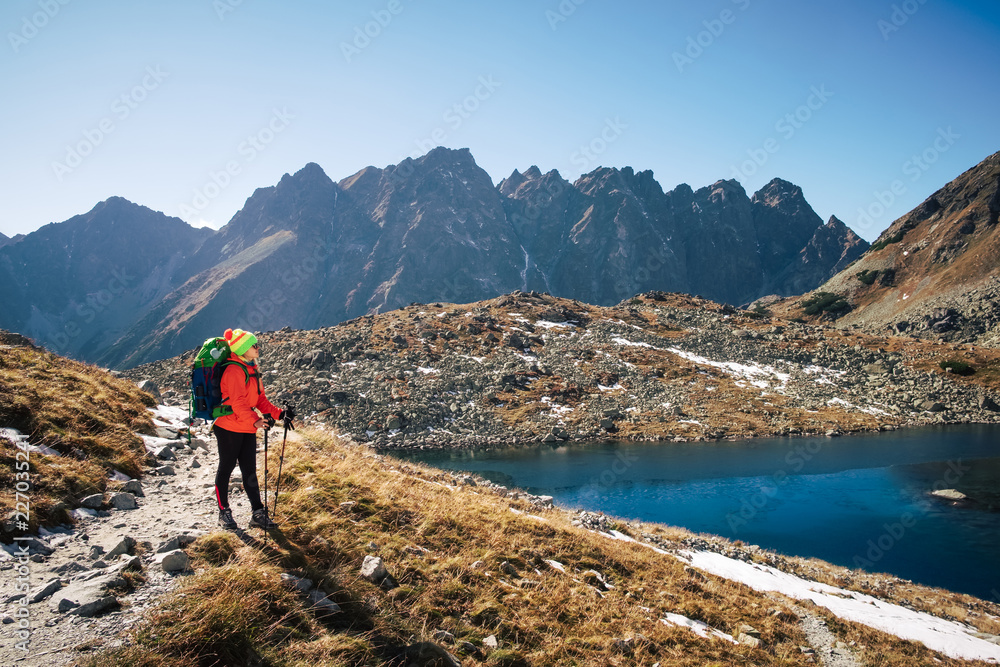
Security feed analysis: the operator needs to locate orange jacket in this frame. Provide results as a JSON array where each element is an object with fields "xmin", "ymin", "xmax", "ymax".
[{"xmin": 213, "ymin": 356, "xmax": 280, "ymax": 433}]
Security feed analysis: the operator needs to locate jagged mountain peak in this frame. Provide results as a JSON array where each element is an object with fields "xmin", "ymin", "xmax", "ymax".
[
  {"xmin": 754, "ymin": 177, "xmax": 803, "ymax": 199},
  {"xmin": 666, "ymin": 182, "xmax": 695, "ymax": 200},
  {"xmin": 270, "ymin": 162, "xmax": 336, "ymax": 197},
  {"xmin": 86, "ymin": 196, "xmax": 181, "ymax": 224},
  {"xmin": 416, "ymin": 146, "xmax": 477, "ymax": 172},
  {"xmin": 498, "ymin": 168, "xmax": 526, "ymax": 197},
  {"xmin": 825, "ymin": 215, "xmax": 853, "ymax": 234},
  {"xmin": 498, "ymin": 166, "xmax": 570, "ymax": 199},
  {"xmin": 703, "ymin": 178, "xmax": 749, "ymax": 204},
  {"xmin": 338, "ymin": 165, "xmax": 383, "ymax": 192},
  {"xmin": 522, "ymin": 165, "xmax": 543, "ymax": 179}
]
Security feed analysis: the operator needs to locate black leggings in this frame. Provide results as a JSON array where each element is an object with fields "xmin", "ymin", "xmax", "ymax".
[{"xmin": 213, "ymin": 425, "xmax": 264, "ymax": 511}]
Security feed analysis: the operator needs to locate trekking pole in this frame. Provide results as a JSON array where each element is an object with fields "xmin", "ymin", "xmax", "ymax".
[
  {"xmin": 262, "ymin": 421, "xmax": 269, "ymax": 539},
  {"xmin": 271, "ymin": 406, "xmax": 294, "ymax": 521}
]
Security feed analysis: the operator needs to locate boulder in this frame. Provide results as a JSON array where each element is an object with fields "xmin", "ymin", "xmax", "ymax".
[
  {"xmin": 360, "ymin": 555, "xmax": 398, "ymax": 590},
  {"xmin": 399, "ymin": 642, "xmax": 461, "ymax": 667},
  {"xmin": 29, "ymin": 578, "xmax": 62, "ymax": 604},
  {"xmin": 360, "ymin": 555, "xmax": 388, "ymax": 583},
  {"xmin": 138, "ymin": 380, "xmax": 163, "ymax": 403},
  {"xmin": 738, "ymin": 624, "xmax": 762, "ymax": 647},
  {"xmin": 155, "ymin": 549, "xmax": 189, "ymax": 572},
  {"xmin": 49, "ymin": 573, "xmax": 121, "ymax": 617},
  {"xmin": 155, "ymin": 446, "xmax": 176, "ymax": 461},
  {"xmin": 307, "ymin": 589, "xmax": 342, "ymax": 615},
  {"xmin": 79, "ymin": 494, "xmax": 104, "ymax": 509},
  {"xmin": 156, "ymin": 533, "xmax": 201, "ymax": 553},
  {"xmin": 280, "ymin": 573, "xmax": 314, "ymax": 593},
  {"xmin": 106, "ymin": 536, "xmax": 135, "ymax": 559},
  {"xmin": 931, "ymin": 489, "xmax": 967, "ymax": 501},
  {"xmin": 117, "ymin": 479, "xmax": 144, "ymax": 497},
  {"xmin": 109, "ymin": 493, "xmax": 138, "ymax": 510},
  {"xmin": 979, "ymin": 395, "xmax": 1000, "ymax": 412}
]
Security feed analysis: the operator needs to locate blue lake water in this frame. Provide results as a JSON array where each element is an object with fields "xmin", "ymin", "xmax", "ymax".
[{"xmin": 399, "ymin": 424, "xmax": 1000, "ymax": 600}]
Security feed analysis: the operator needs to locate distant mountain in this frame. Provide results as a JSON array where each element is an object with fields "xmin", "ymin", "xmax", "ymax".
[
  {"xmin": 502, "ymin": 167, "xmax": 867, "ymax": 306},
  {"xmin": 0, "ymin": 231, "xmax": 24, "ymax": 248},
  {"xmin": 0, "ymin": 198, "xmax": 213, "ymax": 360},
  {"xmin": 781, "ymin": 150, "xmax": 1000, "ymax": 345},
  {"xmin": 4, "ymin": 148, "xmax": 868, "ymax": 367}
]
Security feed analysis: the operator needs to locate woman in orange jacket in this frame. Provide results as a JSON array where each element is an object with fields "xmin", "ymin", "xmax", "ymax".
[{"xmin": 213, "ymin": 328, "xmax": 293, "ymax": 530}]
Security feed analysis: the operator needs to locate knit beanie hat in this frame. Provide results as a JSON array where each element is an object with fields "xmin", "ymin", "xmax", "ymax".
[{"xmin": 224, "ymin": 328, "xmax": 258, "ymax": 357}]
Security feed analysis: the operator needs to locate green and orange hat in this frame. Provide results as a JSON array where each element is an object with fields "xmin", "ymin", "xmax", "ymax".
[{"xmin": 224, "ymin": 328, "xmax": 258, "ymax": 357}]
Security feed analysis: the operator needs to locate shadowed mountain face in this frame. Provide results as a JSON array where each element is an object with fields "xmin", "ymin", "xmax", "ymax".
[
  {"xmin": 502, "ymin": 167, "xmax": 866, "ymax": 306},
  {"xmin": 0, "ymin": 198, "xmax": 212, "ymax": 360},
  {"xmin": 796, "ymin": 150, "xmax": 1000, "ymax": 344},
  {"xmin": 1, "ymin": 147, "xmax": 867, "ymax": 367}
]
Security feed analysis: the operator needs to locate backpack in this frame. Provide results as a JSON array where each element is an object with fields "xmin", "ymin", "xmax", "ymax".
[{"xmin": 190, "ymin": 337, "xmax": 249, "ymax": 422}]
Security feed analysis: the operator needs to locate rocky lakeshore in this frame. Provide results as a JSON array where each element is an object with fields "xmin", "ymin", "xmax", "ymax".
[{"xmin": 124, "ymin": 291, "xmax": 1000, "ymax": 450}]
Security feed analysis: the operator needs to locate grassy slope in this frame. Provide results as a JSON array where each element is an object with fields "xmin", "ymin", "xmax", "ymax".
[
  {"xmin": 90, "ymin": 429, "xmax": 999, "ymax": 667},
  {"xmin": 0, "ymin": 339, "xmax": 155, "ymax": 534}
]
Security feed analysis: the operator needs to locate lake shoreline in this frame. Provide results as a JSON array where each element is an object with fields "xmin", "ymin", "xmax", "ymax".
[{"xmin": 397, "ymin": 423, "xmax": 1000, "ymax": 600}]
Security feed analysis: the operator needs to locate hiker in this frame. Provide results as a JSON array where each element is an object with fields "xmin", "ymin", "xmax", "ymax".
[{"xmin": 212, "ymin": 328, "xmax": 295, "ymax": 530}]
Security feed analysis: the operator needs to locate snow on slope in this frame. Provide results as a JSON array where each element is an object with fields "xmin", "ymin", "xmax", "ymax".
[{"xmin": 678, "ymin": 549, "xmax": 1000, "ymax": 662}]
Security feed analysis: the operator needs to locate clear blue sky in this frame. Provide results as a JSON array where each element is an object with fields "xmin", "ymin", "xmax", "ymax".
[{"xmin": 2, "ymin": 0, "xmax": 998, "ymax": 242}]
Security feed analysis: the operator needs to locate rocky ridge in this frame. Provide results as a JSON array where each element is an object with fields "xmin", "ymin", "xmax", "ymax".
[
  {"xmin": 3, "ymin": 147, "xmax": 867, "ymax": 368},
  {"xmin": 123, "ymin": 290, "xmax": 1000, "ymax": 450},
  {"xmin": 779, "ymin": 149, "xmax": 1000, "ymax": 346}
]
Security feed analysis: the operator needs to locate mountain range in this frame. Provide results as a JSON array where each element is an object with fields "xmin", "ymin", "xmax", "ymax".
[{"xmin": 2, "ymin": 147, "xmax": 871, "ymax": 368}]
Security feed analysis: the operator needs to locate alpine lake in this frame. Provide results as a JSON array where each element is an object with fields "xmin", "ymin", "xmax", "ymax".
[{"xmin": 398, "ymin": 424, "xmax": 1000, "ymax": 600}]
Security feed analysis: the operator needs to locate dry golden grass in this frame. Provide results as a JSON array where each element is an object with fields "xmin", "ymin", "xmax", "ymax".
[
  {"xmin": 89, "ymin": 428, "xmax": 999, "ymax": 666},
  {"xmin": 0, "ymin": 343, "xmax": 155, "ymax": 533}
]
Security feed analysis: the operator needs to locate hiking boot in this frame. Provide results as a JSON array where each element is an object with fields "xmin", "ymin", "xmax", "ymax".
[
  {"xmin": 249, "ymin": 508, "xmax": 277, "ymax": 529},
  {"xmin": 218, "ymin": 508, "xmax": 238, "ymax": 530}
]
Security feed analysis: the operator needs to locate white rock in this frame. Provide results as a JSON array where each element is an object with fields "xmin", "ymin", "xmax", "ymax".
[{"xmin": 156, "ymin": 549, "xmax": 189, "ymax": 572}]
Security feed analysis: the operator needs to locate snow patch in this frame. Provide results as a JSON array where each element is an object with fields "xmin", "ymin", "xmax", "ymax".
[
  {"xmin": 612, "ymin": 336, "xmax": 656, "ymax": 349},
  {"xmin": 661, "ymin": 613, "xmax": 738, "ymax": 644},
  {"xmin": 669, "ymin": 347, "xmax": 790, "ymax": 390},
  {"xmin": 679, "ymin": 549, "xmax": 1000, "ymax": 662}
]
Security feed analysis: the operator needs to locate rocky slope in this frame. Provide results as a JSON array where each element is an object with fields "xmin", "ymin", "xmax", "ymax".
[
  {"xmin": 3, "ymin": 147, "xmax": 867, "ymax": 368},
  {"xmin": 773, "ymin": 150, "xmax": 1000, "ymax": 346},
  {"xmin": 124, "ymin": 291, "xmax": 1000, "ymax": 450}
]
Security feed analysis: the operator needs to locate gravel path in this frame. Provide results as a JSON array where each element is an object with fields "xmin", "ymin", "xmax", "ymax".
[{"xmin": 0, "ymin": 412, "xmax": 275, "ymax": 666}]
